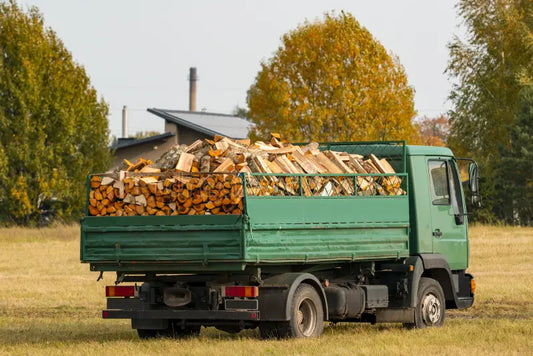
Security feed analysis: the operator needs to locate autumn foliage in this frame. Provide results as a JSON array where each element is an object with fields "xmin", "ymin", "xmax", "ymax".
[
  {"xmin": 247, "ymin": 12, "xmax": 420, "ymax": 143},
  {"xmin": 416, "ymin": 115, "xmax": 450, "ymax": 147},
  {"xmin": 0, "ymin": 2, "xmax": 111, "ymax": 224}
]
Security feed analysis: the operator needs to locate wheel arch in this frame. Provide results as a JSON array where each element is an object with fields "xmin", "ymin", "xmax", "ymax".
[
  {"xmin": 418, "ymin": 254, "xmax": 458, "ymax": 308},
  {"xmin": 259, "ymin": 273, "xmax": 328, "ymax": 321}
]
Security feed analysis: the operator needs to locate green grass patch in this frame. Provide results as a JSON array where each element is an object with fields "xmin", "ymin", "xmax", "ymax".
[{"xmin": 0, "ymin": 226, "xmax": 532, "ymax": 355}]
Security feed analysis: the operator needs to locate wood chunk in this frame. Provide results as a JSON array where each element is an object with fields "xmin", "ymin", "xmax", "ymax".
[
  {"xmin": 314, "ymin": 152, "xmax": 343, "ymax": 173},
  {"xmin": 140, "ymin": 176, "xmax": 158, "ymax": 185},
  {"xmin": 379, "ymin": 158, "xmax": 395, "ymax": 174},
  {"xmin": 135, "ymin": 195, "xmax": 147, "ymax": 206},
  {"xmin": 270, "ymin": 136, "xmax": 282, "ymax": 148},
  {"xmin": 274, "ymin": 155, "xmax": 301, "ymax": 173},
  {"xmin": 215, "ymin": 140, "xmax": 230, "ymax": 153},
  {"xmin": 135, "ymin": 205, "xmax": 145, "ymax": 215},
  {"xmin": 292, "ymin": 148, "xmax": 322, "ymax": 173},
  {"xmin": 265, "ymin": 159, "xmax": 284, "ymax": 174},
  {"xmin": 175, "ymin": 152, "xmax": 195, "ymax": 172},
  {"xmin": 113, "ymin": 180, "xmax": 125, "ymax": 199},
  {"xmin": 101, "ymin": 177, "xmax": 114, "ymax": 186},
  {"xmin": 324, "ymin": 151, "xmax": 353, "ymax": 173},
  {"xmin": 140, "ymin": 166, "xmax": 161, "ymax": 174},
  {"xmin": 268, "ymin": 146, "xmax": 297, "ymax": 155},
  {"xmin": 90, "ymin": 176, "xmax": 101, "ymax": 189},
  {"xmin": 213, "ymin": 158, "xmax": 235, "ymax": 173},
  {"xmin": 185, "ymin": 139, "xmax": 205, "ymax": 153},
  {"xmin": 123, "ymin": 194, "xmax": 135, "ymax": 204},
  {"xmin": 210, "ymin": 148, "xmax": 223, "ymax": 158},
  {"xmin": 88, "ymin": 205, "xmax": 99, "ymax": 215},
  {"xmin": 200, "ymin": 155, "xmax": 211, "ymax": 172}
]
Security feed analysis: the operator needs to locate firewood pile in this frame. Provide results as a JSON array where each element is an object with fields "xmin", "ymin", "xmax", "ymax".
[{"xmin": 88, "ymin": 134, "xmax": 405, "ymax": 217}]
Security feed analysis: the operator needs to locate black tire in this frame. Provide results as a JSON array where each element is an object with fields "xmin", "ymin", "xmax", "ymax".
[
  {"xmin": 404, "ymin": 277, "xmax": 446, "ymax": 329},
  {"xmin": 137, "ymin": 321, "xmax": 201, "ymax": 339},
  {"xmin": 260, "ymin": 284, "xmax": 324, "ymax": 339}
]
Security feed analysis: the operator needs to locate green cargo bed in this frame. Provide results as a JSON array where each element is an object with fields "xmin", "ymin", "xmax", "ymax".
[
  {"xmin": 81, "ymin": 195, "xmax": 409, "ymax": 272},
  {"xmin": 81, "ymin": 141, "xmax": 410, "ymax": 273}
]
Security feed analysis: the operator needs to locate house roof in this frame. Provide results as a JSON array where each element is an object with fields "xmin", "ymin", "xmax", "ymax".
[
  {"xmin": 148, "ymin": 108, "xmax": 252, "ymax": 139},
  {"xmin": 110, "ymin": 132, "xmax": 175, "ymax": 150}
]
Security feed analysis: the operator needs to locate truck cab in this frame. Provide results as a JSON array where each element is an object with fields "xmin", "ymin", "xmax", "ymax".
[{"xmin": 81, "ymin": 142, "xmax": 478, "ymax": 339}]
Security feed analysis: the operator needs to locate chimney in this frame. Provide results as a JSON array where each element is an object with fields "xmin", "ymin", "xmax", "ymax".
[
  {"xmin": 188, "ymin": 67, "xmax": 198, "ymax": 111},
  {"xmin": 122, "ymin": 105, "xmax": 128, "ymax": 138}
]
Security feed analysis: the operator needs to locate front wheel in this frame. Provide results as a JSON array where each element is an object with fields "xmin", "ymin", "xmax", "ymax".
[{"xmin": 404, "ymin": 277, "xmax": 445, "ymax": 329}]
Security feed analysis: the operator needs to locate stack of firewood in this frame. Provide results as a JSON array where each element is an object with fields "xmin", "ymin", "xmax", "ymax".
[{"xmin": 88, "ymin": 134, "xmax": 404, "ymax": 216}]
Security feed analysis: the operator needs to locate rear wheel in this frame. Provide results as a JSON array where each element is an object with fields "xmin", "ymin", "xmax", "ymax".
[
  {"xmin": 404, "ymin": 277, "xmax": 445, "ymax": 329},
  {"xmin": 259, "ymin": 284, "xmax": 324, "ymax": 339}
]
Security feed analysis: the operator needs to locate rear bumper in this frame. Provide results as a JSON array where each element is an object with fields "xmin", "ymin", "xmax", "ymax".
[{"xmin": 103, "ymin": 309, "xmax": 260, "ymax": 321}]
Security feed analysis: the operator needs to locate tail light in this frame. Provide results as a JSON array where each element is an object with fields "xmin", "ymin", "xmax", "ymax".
[
  {"xmin": 224, "ymin": 286, "xmax": 259, "ymax": 298},
  {"xmin": 106, "ymin": 285, "xmax": 135, "ymax": 297}
]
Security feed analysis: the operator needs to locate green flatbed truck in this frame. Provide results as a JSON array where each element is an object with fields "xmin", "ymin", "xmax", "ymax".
[{"xmin": 80, "ymin": 142, "xmax": 479, "ymax": 338}]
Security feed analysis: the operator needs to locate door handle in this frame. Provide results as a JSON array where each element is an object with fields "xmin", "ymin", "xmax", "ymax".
[{"xmin": 432, "ymin": 229, "xmax": 443, "ymax": 237}]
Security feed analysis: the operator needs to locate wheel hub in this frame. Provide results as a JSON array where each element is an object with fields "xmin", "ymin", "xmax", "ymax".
[
  {"xmin": 297, "ymin": 298, "xmax": 317, "ymax": 337},
  {"xmin": 421, "ymin": 293, "xmax": 441, "ymax": 325}
]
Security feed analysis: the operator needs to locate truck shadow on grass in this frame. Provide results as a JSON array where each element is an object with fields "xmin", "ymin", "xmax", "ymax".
[{"xmin": 0, "ymin": 320, "xmax": 409, "ymax": 346}]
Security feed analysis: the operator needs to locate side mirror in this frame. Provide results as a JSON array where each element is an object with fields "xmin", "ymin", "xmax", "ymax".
[{"xmin": 468, "ymin": 162, "xmax": 481, "ymax": 207}]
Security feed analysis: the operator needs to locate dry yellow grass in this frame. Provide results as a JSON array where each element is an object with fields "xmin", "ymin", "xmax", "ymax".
[{"xmin": 0, "ymin": 225, "xmax": 532, "ymax": 355}]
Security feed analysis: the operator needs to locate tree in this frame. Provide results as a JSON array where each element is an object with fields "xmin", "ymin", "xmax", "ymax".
[
  {"xmin": 232, "ymin": 105, "xmax": 250, "ymax": 121},
  {"xmin": 493, "ymin": 87, "xmax": 533, "ymax": 225},
  {"xmin": 447, "ymin": 0, "xmax": 533, "ymax": 223},
  {"xmin": 447, "ymin": 0, "xmax": 533, "ymax": 160},
  {"xmin": 0, "ymin": 1, "xmax": 111, "ymax": 224},
  {"xmin": 134, "ymin": 131, "xmax": 161, "ymax": 139},
  {"xmin": 247, "ymin": 12, "xmax": 419, "ymax": 143},
  {"xmin": 416, "ymin": 115, "xmax": 450, "ymax": 147}
]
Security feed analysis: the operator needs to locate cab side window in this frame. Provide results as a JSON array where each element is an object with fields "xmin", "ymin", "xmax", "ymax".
[{"xmin": 428, "ymin": 160, "xmax": 450, "ymax": 205}]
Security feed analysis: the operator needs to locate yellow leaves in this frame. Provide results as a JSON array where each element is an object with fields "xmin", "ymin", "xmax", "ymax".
[
  {"xmin": 248, "ymin": 11, "xmax": 419, "ymax": 144},
  {"xmin": 9, "ymin": 176, "xmax": 33, "ymax": 218}
]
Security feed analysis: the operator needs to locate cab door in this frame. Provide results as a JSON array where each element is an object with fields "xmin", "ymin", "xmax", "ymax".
[{"xmin": 427, "ymin": 159, "xmax": 468, "ymax": 270}]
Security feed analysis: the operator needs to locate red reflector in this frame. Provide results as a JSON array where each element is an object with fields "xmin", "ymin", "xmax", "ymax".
[
  {"xmin": 103, "ymin": 311, "xmax": 109, "ymax": 318},
  {"xmin": 225, "ymin": 286, "xmax": 259, "ymax": 298},
  {"xmin": 106, "ymin": 286, "xmax": 135, "ymax": 297}
]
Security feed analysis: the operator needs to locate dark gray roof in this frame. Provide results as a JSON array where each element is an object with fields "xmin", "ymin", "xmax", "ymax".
[
  {"xmin": 111, "ymin": 132, "xmax": 175, "ymax": 150},
  {"xmin": 148, "ymin": 108, "xmax": 252, "ymax": 139}
]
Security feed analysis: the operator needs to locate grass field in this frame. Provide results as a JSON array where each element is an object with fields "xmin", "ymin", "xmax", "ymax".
[{"xmin": 0, "ymin": 225, "xmax": 532, "ymax": 355}]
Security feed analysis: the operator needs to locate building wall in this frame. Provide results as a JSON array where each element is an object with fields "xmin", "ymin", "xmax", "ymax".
[
  {"xmin": 165, "ymin": 121, "xmax": 179, "ymax": 145},
  {"xmin": 178, "ymin": 125, "xmax": 210, "ymax": 145}
]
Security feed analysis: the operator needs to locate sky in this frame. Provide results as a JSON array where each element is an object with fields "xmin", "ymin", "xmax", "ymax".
[{"xmin": 20, "ymin": 0, "xmax": 463, "ymax": 139}]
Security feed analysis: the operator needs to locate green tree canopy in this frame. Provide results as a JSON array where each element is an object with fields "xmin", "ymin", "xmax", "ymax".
[
  {"xmin": 0, "ymin": 1, "xmax": 111, "ymax": 224},
  {"xmin": 447, "ymin": 0, "xmax": 533, "ymax": 223},
  {"xmin": 247, "ymin": 12, "xmax": 419, "ymax": 143},
  {"xmin": 494, "ymin": 87, "xmax": 533, "ymax": 225},
  {"xmin": 447, "ymin": 0, "xmax": 533, "ymax": 160}
]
